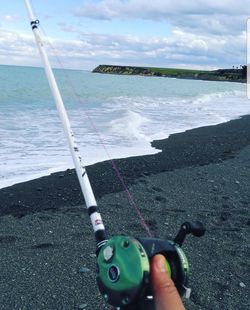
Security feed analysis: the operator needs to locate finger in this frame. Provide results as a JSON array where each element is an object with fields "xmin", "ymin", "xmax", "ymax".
[{"xmin": 151, "ymin": 254, "xmax": 186, "ymax": 310}]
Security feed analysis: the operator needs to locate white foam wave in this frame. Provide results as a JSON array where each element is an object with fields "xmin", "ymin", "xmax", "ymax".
[
  {"xmin": 108, "ymin": 110, "xmax": 151, "ymax": 141},
  {"xmin": 1, "ymin": 77, "xmax": 249, "ymax": 189}
]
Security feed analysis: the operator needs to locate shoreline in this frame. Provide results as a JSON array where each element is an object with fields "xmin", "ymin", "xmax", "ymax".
[
  {"xmin": 1, "ymin": 115, "xmax": 250, "ymax": 309},
  {"xmin": 1, "ymin": 113, "xmax": 246, "ymax": 191},
  {"xmin": 1, "ymin": 115, "xmax": 250, "ymax": 217}
]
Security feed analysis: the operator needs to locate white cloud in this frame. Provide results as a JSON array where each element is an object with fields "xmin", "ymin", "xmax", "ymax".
[
  {"xmin": 0, "ymin": 0, "xmax": 247, "ymax": 71},
  {"xmin": 75, "ymin": 0, "xmax": 250, "ymax": 19},
  {"xmin": 0, "ymin": 29, "xmax": 35, "ymax": 58},
  {"xmin": 74, "ymin": 0, "xmax": 249, "ymax": 37},
  {"xmin": 77, "ymin": 29, "xmax": 245, "ymax": 68},
  {"xmin": 4, "ymin": 15, "xmax": 18, "ymax": 22},
  {"xmin": 0, "ymin": 28, "xmax": 111, "ymax": 69},
  {"xmin": 0, "ymin": 25, "xmax": 245, "ymax": 70},
  {"xmin": 70, "ymin": 0, "xmax": 248, "ymax": 68}
]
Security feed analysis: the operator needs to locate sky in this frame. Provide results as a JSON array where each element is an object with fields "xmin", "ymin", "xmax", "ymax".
[{"xmin": 0, "ymin": 0, "xmax": 249, "ymax": 70}]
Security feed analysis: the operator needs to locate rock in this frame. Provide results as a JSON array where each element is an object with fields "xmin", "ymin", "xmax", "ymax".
[
  {"xmin": 78, "ymin": 303, "xmax": 88, "ymax": 309},
  {"xmin": 79, "ymin": 267, "xmax": 91, "ymax": 273}
]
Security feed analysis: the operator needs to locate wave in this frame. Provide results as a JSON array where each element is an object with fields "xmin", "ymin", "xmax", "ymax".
[{"xmin": 1, "ymin": 71, "xmax": 249, "ymax": 189}]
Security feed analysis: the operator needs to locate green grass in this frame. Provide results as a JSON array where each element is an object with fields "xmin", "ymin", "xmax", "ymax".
[{"xmin": 146, "ymin": 67, "xmax": 211, "ymax": 75}]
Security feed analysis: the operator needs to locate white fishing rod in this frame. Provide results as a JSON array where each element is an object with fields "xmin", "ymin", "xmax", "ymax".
[
  {"xmin": 24, "ymin": 0, "xmax": 107, "ymax": 248},
  {"xmin": 24, "ymin": 2, "xmax": 206, "ymax": 309}
]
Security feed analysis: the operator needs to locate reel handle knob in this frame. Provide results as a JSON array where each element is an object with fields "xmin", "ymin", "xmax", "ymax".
[
  {"xmin": 174, "ymin": 221, "xmax": 205, "ymax": 246},
  {"xmin": 189, "ymin": 221, "xmax": 206, "ymax": 237}
]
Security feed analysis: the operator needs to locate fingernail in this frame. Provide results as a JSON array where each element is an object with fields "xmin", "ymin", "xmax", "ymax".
[{"xmin": 156, "ymin": 256, "xmax": 167, "ymax": 273}]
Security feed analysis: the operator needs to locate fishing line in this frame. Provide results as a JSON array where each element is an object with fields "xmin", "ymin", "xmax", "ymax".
[
  {"xmin": 25, "ymin": 3, "xmax": 206, "ymax": 308},
  {"xmin": 34, "ymin": 16, "xmax": 152, "ymax": 237}
]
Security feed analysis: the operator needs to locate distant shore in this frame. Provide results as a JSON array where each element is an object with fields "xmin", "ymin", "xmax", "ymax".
[
  {"xmin": 93, "ymin": 65, "xmax": 247, "ymax": 83},
  {"xmin": 0, "ymin": 115, "xmax": 250, "ymax": 309}
]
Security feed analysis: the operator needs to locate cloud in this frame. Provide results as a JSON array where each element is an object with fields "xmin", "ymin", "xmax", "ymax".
[
  {"xmin": 0, "ymin": 24, "xmax": 245, "ymax": 71},
  {"xmin": 4, "ymin": 15, "xmax": 18, "ymax": 22},
  {"xmin": 0, "ymin": 29, "xmax": 36, "ymax": 61},
  {"xmin": 70, "ymin": 0, "xmax": 248, "ymax": 68},
  {"xmin": 0, "ymin": 29, "xmax": 63, "ymax": 67},
  {"xmin": 76, "ymin": 29, "xmax": 245, "ymax": 68},
  {"xmin": 74, "ymin": 0, "xmax": 250, "ymax": 36},
  {"xmin": 74, "ymin": 0, "xmax": 250, "ymax": 19},
  {"xmin": 0, "ymin": 28, "xmax": 112, "ymax": 69},
  {"xmin": 1, "ymin": 0, "xmax": 247, "ymax": 71}
]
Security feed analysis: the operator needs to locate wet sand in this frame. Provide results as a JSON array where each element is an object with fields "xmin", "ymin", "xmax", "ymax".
[{"xmin": 0, "ymin": 116, "xmax": 250, "ymax": 309}]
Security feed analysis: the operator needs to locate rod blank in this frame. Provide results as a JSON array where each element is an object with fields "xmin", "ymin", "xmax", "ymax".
[{"xmin": 24, "ymin": 0, "xmax": 107, "ymax": 246}]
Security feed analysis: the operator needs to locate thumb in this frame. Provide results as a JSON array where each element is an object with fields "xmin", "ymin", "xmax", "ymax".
[{"xmin": 151, "ymin": 254, "xmax": 186, "ymax": 310}]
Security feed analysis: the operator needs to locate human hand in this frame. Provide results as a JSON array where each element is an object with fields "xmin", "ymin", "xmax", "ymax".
[{"xmin": 151, "ymin": 254, "xmax": 186, "ymax": 310}]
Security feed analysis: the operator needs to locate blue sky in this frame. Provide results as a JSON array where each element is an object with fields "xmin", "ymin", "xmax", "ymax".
[{"xmin": 0, "ymin": 0, "xmax": 249, "ymax": 70}]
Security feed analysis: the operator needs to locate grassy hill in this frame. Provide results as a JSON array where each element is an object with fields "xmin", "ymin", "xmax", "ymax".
[{"xmin": 93, "ymin": 65, "xmax": 246, "ymax": 82}]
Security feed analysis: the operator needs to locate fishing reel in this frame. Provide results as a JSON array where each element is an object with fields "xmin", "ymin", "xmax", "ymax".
[{"xmin": 96, "ymin": 221, "xmax": 205, "ymax": 309}]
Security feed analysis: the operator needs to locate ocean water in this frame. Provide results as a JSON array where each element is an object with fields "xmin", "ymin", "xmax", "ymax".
[{"xmin": 0, "ymin": 64, "xmax": 249, "ymax": 189}]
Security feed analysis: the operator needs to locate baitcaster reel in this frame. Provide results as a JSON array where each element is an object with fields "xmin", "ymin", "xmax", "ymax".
[{"xmin": 96, "ymin": 221, "xmax": 205, "ymax": 309}]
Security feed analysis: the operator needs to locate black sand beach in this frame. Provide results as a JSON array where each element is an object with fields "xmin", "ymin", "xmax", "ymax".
[{"xmin": 0, "ymin": 116, "xmax": 250, "ymax": 310}]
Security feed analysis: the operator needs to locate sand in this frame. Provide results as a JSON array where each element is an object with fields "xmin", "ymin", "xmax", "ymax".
[{"xmin": 0, "ymin": 116, "xmax": 250, "ymax": 310}]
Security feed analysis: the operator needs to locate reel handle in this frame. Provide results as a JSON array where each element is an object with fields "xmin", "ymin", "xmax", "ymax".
[{"xmin": 174, "ymin": 221, "xmax": 205, "ymax": 246}]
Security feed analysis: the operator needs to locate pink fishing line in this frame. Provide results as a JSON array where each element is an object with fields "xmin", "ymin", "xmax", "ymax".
[{"xmin": 39, "ymin": 26, "xmax": 152, "ymax": 237}]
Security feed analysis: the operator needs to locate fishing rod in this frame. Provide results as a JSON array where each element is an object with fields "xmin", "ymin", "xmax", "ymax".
[
  {"xmin": 24, "ymin": 0, "xmax": 107, "ymax": 248},
  {"xmin": 24, "ymin": 0, "xmax": 205, "ymax": 308}
]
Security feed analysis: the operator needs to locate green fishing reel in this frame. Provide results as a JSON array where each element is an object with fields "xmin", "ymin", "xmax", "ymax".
[{"xmin": 96, "ymin": 221, "xmax": 205, "ymax": 309}]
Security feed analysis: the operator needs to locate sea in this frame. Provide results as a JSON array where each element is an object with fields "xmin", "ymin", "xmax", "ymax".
[{"xmin": 0, "ymin": 64, "xmax": 249, "ymax": 189}]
